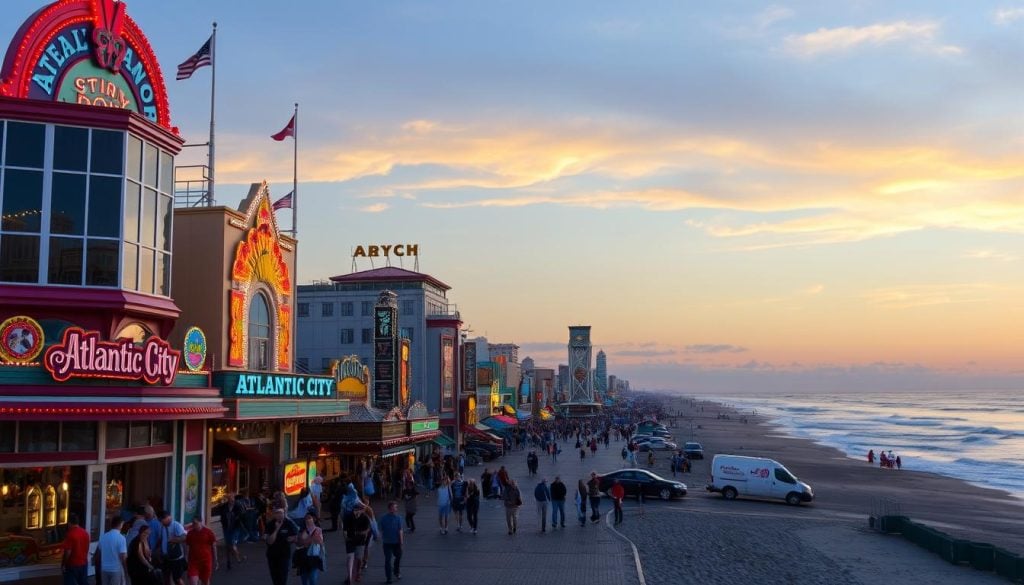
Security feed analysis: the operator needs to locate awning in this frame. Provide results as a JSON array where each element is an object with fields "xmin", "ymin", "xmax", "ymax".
[
  {"xmin": 213, "ymin": 439, "xmax": 272, "ymax": 466},
  {"xmin": 502, "ymin": 404, "xmax": 517, "ymax": 416},
  {"xmin": 480, "ymin": 417, "xmax": 510, "ymax": 430},
  {"xmin": 516, "ymin": 409, "xmax": 532, "ymax": 421},
  {"xmin": 433, "ymin": 434, "xmax": 455, "ymax": 448},
  {"xmin": 462, "ymin": 424, "xmax": 502, "ymax": 443},
  {"xmin": 381, "ymin": 446, "xmax": 415, "ymax": 458},
  {"xmin": 493, "ymin": 414, "xmax": 518, "ymax": 425},
  {"xmin": 539, "ymin": 410, "xmax": 555, "ymax": 421}
]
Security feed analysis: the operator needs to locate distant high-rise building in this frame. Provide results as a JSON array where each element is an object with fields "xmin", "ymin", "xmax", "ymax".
[
  {"xmin": 521, "ymin": 356, "xmax": 535, "ymax": 376},
  {"xmin": 595, "ymin": 350, "xmax": 607, "ymax": 398},
  {"xmin": 557, "ymin": 364, "xmax": 569, "ymax": 402},
  {"xmin": 488, "ymin": 343, "xmax": 519, "ymax": 364}
]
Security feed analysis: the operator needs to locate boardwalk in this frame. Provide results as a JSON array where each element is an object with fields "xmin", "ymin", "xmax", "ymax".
[{"xmin": 215, "ymin": 440, "xmax": 640, "ymax": 585}]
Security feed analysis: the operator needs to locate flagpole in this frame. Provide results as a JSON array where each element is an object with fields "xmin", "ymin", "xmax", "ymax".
[
  {"xmin": 208, "ymin": 22, "xmax": 217, "ymax": 205},
  {"xmin": 292, "ymin": 103, "xmax": 298, "ymax": 235}
]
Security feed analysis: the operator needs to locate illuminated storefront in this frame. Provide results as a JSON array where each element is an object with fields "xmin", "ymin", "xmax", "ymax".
[{"xmin": 0, "ymin": 1, "xmax": 223, "ymax": 580}]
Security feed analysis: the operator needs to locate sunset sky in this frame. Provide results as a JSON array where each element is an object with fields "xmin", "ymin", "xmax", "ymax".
[{"xmin": 5, "ymin": 1, "xmax": 1023, "ymax": 392}]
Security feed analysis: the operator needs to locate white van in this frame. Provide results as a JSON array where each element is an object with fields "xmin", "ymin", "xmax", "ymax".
[{"xmin": 706, "ymin": 454, "xmax": 814, "ymax": 505}]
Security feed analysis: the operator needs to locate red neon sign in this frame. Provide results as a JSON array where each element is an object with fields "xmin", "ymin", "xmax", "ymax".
[{"xmin": 43, "ymin": 328, "xmax": 181, "ymax": 385}]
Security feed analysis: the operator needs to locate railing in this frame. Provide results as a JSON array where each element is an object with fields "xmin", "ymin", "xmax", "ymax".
[{"xmin": 174, "ymin": 165, "xmax": 212, "ymax": 208}]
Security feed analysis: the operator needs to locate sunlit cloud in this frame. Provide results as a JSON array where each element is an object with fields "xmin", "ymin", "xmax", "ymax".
[
  {"xmin": 803, "ymin": 284, "xmax": 825, "ymax": 295},
  {"xmin": 359, "ymin": 203, "xmax": 390, "ymax": 213},
  {"xmin": 783, "ymin": 21, "xmax": 959, "ymax": 56},
  {"xmin": 962, "ymin": 249, "xmax": 1018, "ymax": 262}
]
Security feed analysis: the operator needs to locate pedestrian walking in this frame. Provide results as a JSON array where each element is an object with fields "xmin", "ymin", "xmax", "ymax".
[
  {"xmin": 451, "ymin": 474, "xmax": 468, "ymax": 531},
  {"xmin": 503, "ymin": 479, "xmax": 523, "ymax": 535},
  {"xmin": 126, "ymin": 524, "xmax": 156, "ymax": 585},
  {"xmin": 550, "ymin": 476, "xmax": 567, "ymax": 529},
  {"xmin": 184, "ymin": 516, "xmax": 217, "ymax": 585},
  {"xmin": 157, "ymin": 512, "xmax": 187, "ymax": 585},
  {"xmin": 295, "ymin": 513, "xmax": 324, "ymax": 585},
  {"xmin": 359, "ymin": 499, "xmax": 378, "ymax": 573},
  {"xmin": 610, "ymin": 480, "xmax": 625, "ymax": 525},
  {"xmin": 575, "ymin": 480, "xmax": 587, "ymax": 527},
  {"xmin": 379, "ymin": 501, "xmax": 403, "ymax": 584},
  {"xmin": 61, "ymin": 513, "xmax": 90, "ymax": 585},
  {"xmin": 466, "ymin": 479, "xmax": 481, "ymax": 534},
  {"xmin": 215, "ymin": 494, "xmax": 245, "ymax": 570},
  {"xmin": 579, "ymin": 446, "xmax": 586, "ymax": 461},
  {"xmin": 264, "ymin": 508, "xmax": 299, "ymax": 585},
  {"xmin": 401, "ymin": 482, "xmax": 418, "ymax": 533},
  {"xmin": 527, "ymin": 450, "xmax": 539, "ymax": 476},
  {"xmin": 343, "ymin": 504, "xmax": 371, "ymax": 585},
  {"xmin": 587, "ymin": 472, "xmax": 601, "ymax": 523},
  {"xmin": 533, "ymin": 478, "xmax": 552, "ymax": 533},
  {"xmin": 98, "ymin": 516, "xmax": 128, "ymax": 585},
  {"xmin": 436, "ymin": 475, "xmax": 453, "ymax": 534}
]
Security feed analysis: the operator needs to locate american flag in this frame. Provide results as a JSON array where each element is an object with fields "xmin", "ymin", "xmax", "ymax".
[
  {"xmin": 272, "ymin": 191, "xmax": 293, "ymax": 211},
  {"xmin": 176, "ymin": 36, "xmax": 213, "ymax": 80}
]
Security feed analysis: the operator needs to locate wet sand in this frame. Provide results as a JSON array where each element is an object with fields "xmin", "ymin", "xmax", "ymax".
[{"xmin": 665, "ymin": 394, "xmax": 1024, "ymax": 552}]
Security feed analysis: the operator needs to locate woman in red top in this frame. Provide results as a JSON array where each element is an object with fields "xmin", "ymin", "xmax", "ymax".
[{"xmin": 185, "ymin": 517, "xmax": 218, "ymax": 585}]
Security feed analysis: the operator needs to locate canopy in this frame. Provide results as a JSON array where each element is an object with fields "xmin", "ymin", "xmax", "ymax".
[
  {"xmin": 539, "ymin": 409, "xmax": 555, "ymax": 421},
  {"xmin": 213, "ymin": 439, "xmax": 272, "ymax": 466},
  {"xmin": 493, "ymin": 414, "xmax": 518, "ymax": 425},
  {"xmin": 502, "ymin": 404, "xmax": 517, "ymax": 416},
  {"xmin": 515, "ymin": 410, "xmax": 532, "ymax": 421},
  {"xmin": 463, "ymin": 424, "xmax": 502, "ymax": 443},
  {"xmin": 481, "ymin": 415, "xmax": 517, "ymax": 429},
  {"xmin": 433, "ymin": 434, "xmax": 455, "ymax": 448}
]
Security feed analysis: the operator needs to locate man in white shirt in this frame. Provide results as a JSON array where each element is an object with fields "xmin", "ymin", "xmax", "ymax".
[{"xmin": 98, "ymin": 517, "xmax": 128, "ymax": 585}]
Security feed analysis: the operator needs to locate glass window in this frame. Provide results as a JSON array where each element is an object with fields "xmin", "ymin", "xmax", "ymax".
[
  {"xmin": 361, "ymin": 301, "xmax": 373, "ymax": 316},
  {"xmin": 297, "ymin": 303, "xmax": 309, "ymax": 317},
  {"xmin": 400, "ymin": 327, "xmax": 414, "ymax": 342},
  {"xmin": 129, "ymin": 422, "xmax": 151, "ymax": 447},
  {"xmin": 0, "ymin": 121, "xmax": 4, "ymax": 163},
  {"xmin": 139, "ymin": 247, "xmax": 154, "ymax": 293},
  {"xmin": 157, "ymin": 195, "xmax": 172, "ymax": 251},
  {"xmin": 0, "ymin": 422, "xmax": 14, "ymax": 452},
  {"xmin": 49, "ymin": 172, "xmax": 87, "ymax": 235},
  {"xmin": 0, "ymin": 234, "xmax": 40, "ymax": 282},
  {"xmin": 19, "ymin": 422, "xmax": 58, "ymax": 452},
  {"xmin": 2, "ymin": 169, "xmax": 44, "ymax": 232},
  {"xmin": 127, "ymin": 135, "xmax": 142, "ymax": 181},
  {"xmin": 774, "ymin": 468, "xmax": 796, "ymax": 484},
  {"xmin": 60, "ymin": 422, "xmax": 97, "ymax": 451},
  {"xmin": 105, "ymin": 422, "xmax": 129, "ymax": 449},
  {"xmin": 341, "ymin": 302, "xmax": 354, "ymax": 316},
  {"xmin": 53, "ymin": 126, "xmax": 89, "ymax": 171},
  {"xmin": 90, "ymin": 130, "xmax": 123, "ymax": 175},
  {"xmin": 322, "ymin": 302, "xmax": 333, "ymax": 317},
  {"xmin": 155, "ymin": 251, "xmax": 169, "ymax": 296},
  {"xmin": 87, "ymin": 175, "xmax": 121, "ymax": 237},
  {"xmin": 86, "ymin": 239, "xmax": 119, "ymax": 287},
  {"xmin": 297, "ymin": 358, "xmax": 309, "ymax": 370},
  {"xmin": 48, "ymin": 236, "xmax": 84, "ymax": 285},
  {"xmin": 140, "ymin": 188, "xmax": 157, "ymax": 246},
  {"xmin": 321, "ymin": 357, "xmax": 331, "ymax": 370},
  {"xmin": 152, "ymin": 421, "xmax": 172, "ymax": 445},
  {"xmin": 122, "ymin": 242, "xmax": 138, "ymax": 289},
  {"xmin": 4, "ymin": 122, "xmax": 45, "ymax": 168},
  {"xmin": 248, "ymin": 293, "xmax": 271, "ymax": 370},
  {"xmin": 143, "ymin": 143, "xmax": 158, "ymax": 187},
  {"xmin": 400, "ymin": 300, "xmax": 415, "ymax": 316},
  {"xmin": 361, "ymin": 328, "xmax": 372, "ymax": 344},
  {"xmin": 124, "ymin": 182, "xmax": 140, "ymax": 242},
  {"xmin": 340, "ymin": 329, "xmax": 354, "ymax": 344},
  {"xmin": 159, "ymin": 151, "xmax": 173, "ymax": 193}
]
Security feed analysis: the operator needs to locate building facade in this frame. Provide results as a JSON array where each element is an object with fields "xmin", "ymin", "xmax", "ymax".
[
  {"xmin": 563, "ymin": 325, "xmax": 601, "ymax": 416},
  {"xmin": 595, "ymin": 350, "xmax": 608, "ymax": 399}
]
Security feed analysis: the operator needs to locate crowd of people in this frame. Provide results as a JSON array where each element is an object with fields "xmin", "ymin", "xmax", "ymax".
[{"xmin": 867, "ymin": 449, "xmax": 903, "ymax": 469}]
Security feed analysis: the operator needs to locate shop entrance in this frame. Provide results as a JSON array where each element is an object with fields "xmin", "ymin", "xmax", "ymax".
[{"xmin": 106, "ymin": 457, "xmax": 168, "ymax": 523}]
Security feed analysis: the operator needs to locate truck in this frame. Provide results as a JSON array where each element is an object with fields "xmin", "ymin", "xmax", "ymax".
[{"xmin": 706, "ymin": 454, "xmax": 814, "ymax": 505}]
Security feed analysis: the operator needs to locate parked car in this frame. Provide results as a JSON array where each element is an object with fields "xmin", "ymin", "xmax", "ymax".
[
  {"xmin": 466, "ymin": 441, "xmax": 502, "ymax": 458},
  {"xmin": 652, "ymin": 429, "xmax": 674, "ymax": 438},
  {"xmin": 706, "ymin": 454, "xmax": 814, "ymax": 505},
  {"xmin": 683, "ymin": 442, "xmax": 704, "ymax": 460},
  {"xmin": 464, "ymin": 446, "xmax": 492, "ymax": 462},
  {"xmin": 597, "ymin": 469, "xmax": 687, "ymax": 500},
  {"xmin": 637, "ymin": 438, "xmax": 678, "ymax": 451},
  {"xmin": 631, "ymin": 434, "xmax": 655, "ymax": 443}
]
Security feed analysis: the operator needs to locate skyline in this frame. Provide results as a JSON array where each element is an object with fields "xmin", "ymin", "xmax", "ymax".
[{"xmin": 3, "ymin": 1, "xmax": 1023, "ymax": 392}]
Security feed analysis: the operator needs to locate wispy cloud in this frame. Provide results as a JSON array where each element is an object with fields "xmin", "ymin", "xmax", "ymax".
[
  {"xmin": 359, "ymin": 203, "xmax": 390, "ymax": 213},
  {"xmin": 993, "ymin": 7, "xmax": 1024, "ymax": 24},
  {"xmin": 685, "ymin": 344, "xmax": 748, "ymax": 354},
  {"xmin": 783, "ymin": 21, "xmax": 959, "ymax": 57},
  {"xmin": 962, "ymin": 249, "xmax": 1018, "ymax": 262},
  {"xmin": 862, "ymin": 283, "xmax": 998, "ymax": 309},
  {"xmin": 803, "ymin": 284, "xmax": 825, "ymax": 295}
]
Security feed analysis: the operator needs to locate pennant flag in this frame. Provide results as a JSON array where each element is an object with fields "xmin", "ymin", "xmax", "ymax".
[
  {"xmin": 176, "ymin": 36, "xmax": 213, "ymax": 80},
  {"xmin": 271, "ymin": 115, "xmax": 296, "ymax": 141},
  {"xmin": 272, "ymin": 191, "xmax": 293, "ymax": 211}
]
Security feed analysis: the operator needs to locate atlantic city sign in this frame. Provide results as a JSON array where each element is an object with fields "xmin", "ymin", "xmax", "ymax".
[{"xmin": 214, "ymin": 372, "xmax": 337, "ymax": 399}]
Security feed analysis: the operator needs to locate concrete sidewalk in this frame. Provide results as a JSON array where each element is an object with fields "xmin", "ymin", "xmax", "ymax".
[{"xmin": 216, "ymin": 440, "xmax": 640, "ymax": 585}]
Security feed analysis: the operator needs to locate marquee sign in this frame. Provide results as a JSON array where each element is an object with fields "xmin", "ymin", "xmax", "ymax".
[
  {"xmin": 213, "ymin": 372, "xmax": 336, "ymax": 399},
  {"xmin": 0, "ymin": 0, "xmax": 173, "ymax": 129},
  {"xmin": 352, "ymin": 244, "xmax": 418, "ymax": 258},
  {"xmin": 43, "ymin": 327, "xmax": 181, "ymax": 385}
]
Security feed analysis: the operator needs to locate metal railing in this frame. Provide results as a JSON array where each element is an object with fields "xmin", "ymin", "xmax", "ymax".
[{"xmin": 174, "ymin": 164, "xmax": 212, "ymax": 208}]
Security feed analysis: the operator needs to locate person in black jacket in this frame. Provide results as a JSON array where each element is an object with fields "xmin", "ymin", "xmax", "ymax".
[{"xmin": 549, "ymin": 476, "xmax": 567, "ymax": 528}]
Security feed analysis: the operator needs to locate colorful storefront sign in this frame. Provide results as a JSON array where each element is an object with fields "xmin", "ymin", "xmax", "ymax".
[
  {"xmin": 43, "ymin": 328, "xmax": 180, "ymax": 385},
  {"xmin": 183, "ymin": 327, "xmax": 207, "ymax": 372},
  {"xmin": 214, "ymin": 372, "xmax": 337, "ymax": 399},
  {"xmin": 283, "ymin": 461, "xmax": 307, "ymax": 496},
  {"xmin": 0, "ymin": 0, "xmax": 173, "ymax": 130},
  {"xmin": 182, "ymin": 455, "xmax": 202, "ymax": 519},
  {"xmin": 0, "ymin": 316, "xmax": 44, "ymax": 364},
  {"xmin": 410, "ymin": 420, "xmax": 439, "ymax": 435}
]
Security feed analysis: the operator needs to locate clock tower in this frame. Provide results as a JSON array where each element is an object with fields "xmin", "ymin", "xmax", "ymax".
[{"xmin": 564, "ymin": 325, "xmax": 601, "ymax": 416}]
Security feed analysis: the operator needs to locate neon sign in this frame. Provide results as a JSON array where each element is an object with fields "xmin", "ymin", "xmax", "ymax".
[
  {"xmin": 43, "ymin": 328, "xmax": 181, "ymax": 385},
  {"xmin": 0, "ymin": 0, "xmax": 173, "ymax": 129},
  {"xmin": 283, "ymin": 461, "xmax": 307, "ymax": 496}
]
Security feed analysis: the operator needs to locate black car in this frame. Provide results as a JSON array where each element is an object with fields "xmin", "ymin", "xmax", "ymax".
[{"xmin": 597, "ymin": 469, "xmax": 687, "ymax": 500}]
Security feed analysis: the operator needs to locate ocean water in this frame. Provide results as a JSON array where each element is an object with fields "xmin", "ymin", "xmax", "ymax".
[{"xmin": 704, "ymin": 390, "xmax": 1024, "ymax": 501}]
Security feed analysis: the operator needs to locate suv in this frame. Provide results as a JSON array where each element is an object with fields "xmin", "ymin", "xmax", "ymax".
[{"xmin": 683, "ymin": 442, "xmax": 704, "ymax": 460}]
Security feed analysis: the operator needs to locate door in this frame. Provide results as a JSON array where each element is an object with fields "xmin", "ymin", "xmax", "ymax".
[
  {"xmin": 86, "ymin": 464, "xmax": 105, "ymax": 542},
  {"xmin": 771, "ymin": 466, "xmax": 798, "ymax": 499}
]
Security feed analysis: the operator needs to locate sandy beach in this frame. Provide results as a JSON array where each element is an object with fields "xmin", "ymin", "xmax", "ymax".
[{"xmin": 609, "ymin": 394, "xmax": 1024, "ymax": 583}]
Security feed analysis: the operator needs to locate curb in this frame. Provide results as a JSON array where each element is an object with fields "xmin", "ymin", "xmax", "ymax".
[{"xmin": 604, "ymin": 509, "xmax": 647, "ymax": 585}]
